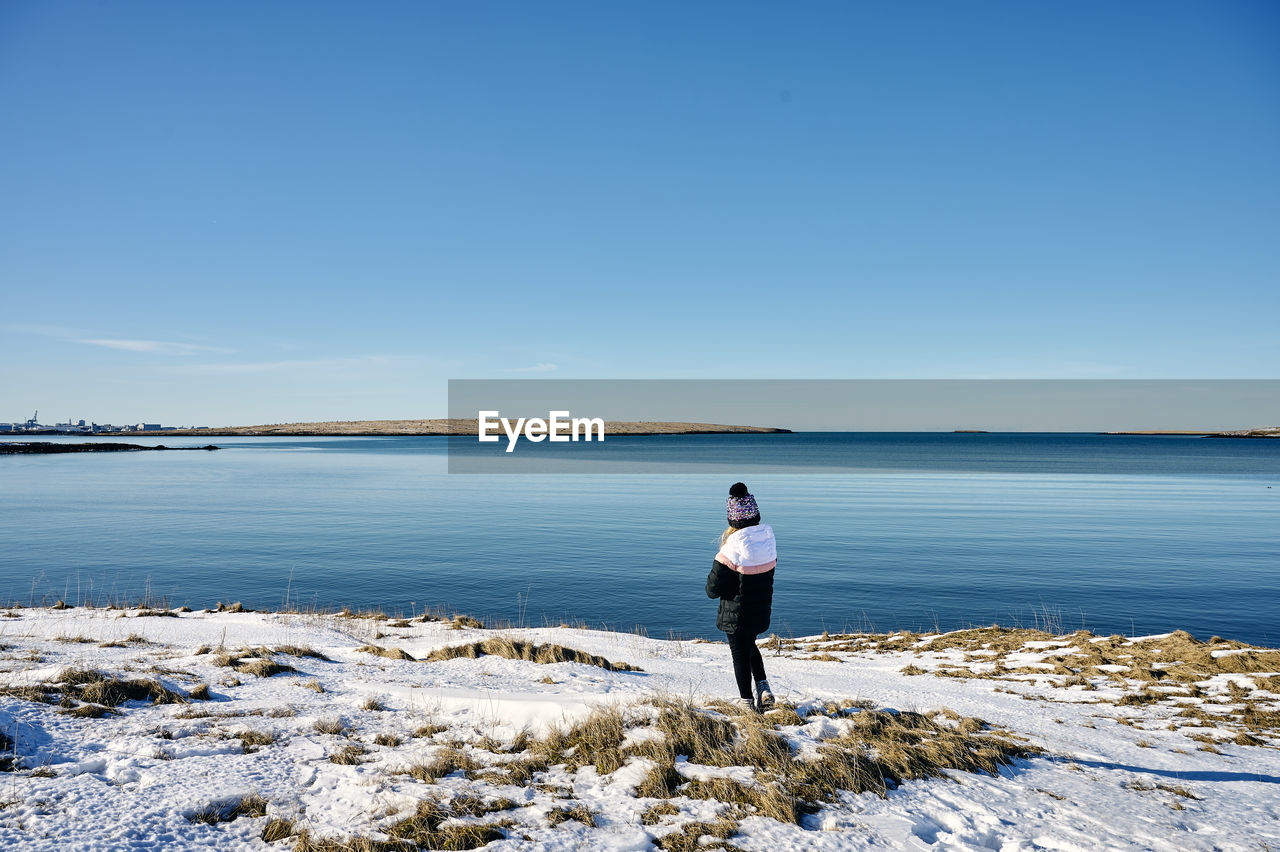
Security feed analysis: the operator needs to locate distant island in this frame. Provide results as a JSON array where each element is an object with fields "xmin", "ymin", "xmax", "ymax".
[{"xmin": 105, "ymin": 419, "xmax": 793, "ymax": 437}]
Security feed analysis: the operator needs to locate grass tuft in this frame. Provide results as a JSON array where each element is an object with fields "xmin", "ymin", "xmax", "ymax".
[
  {"xmin": 273, "ymin": 645, "xmax": 331, "ymax": 661},
  {"xmin": 546, "ymin": 803, "xmax": 596, "ymax": 827},
  {"xmin": 405, "ymin": 746, "xmax": 477, "ymax": 782},
  {"xmin": 654, "ymin": 817, "xmax": 739, "ymax": 852},
  {"xmin": 314, "ymin": 718, "xmax": 346, "ymax": 736},
  {"xmin": 329, "ymin": 744, "xmax": 365, "ymax": 765},
  {"xmin": 424, "ymin": 638, "xmax": 640, "ymax": 672},
  {"xmin": 190, "ymin": 793, "xmax": 269, "ymax": 825},
  {"xmin": 260, "ymin": 818, "xmax": 295, "ymax": 843},
  {"xmin": 356, "ymin": 644, "xmax": 416, "ymax": 661},
  {"xmin": 640, "ymin": 801, "xmax": 680, "ymax": 824},
  {"xmin": 213, "ymin": 647, "xmax": 301, "ymax": 677},
  {"xmin": 238, "ymin": 729, "xmax": 277, "ymax": 752},
  {"xmin": 238, "ymin": 658, "xmax": 300, "ymax": 678},
  {"xmin": 58, "ymin": 669, "xmax": 189, "ymax": 707}
]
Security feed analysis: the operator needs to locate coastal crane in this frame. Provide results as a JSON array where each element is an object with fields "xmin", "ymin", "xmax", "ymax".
[{"xmin": 26, "ymin": 410, "xmax": 38, "ymax": 429}]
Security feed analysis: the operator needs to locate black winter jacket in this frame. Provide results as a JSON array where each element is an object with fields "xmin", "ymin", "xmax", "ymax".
[{"xmin": 706, "ymin": 559, "xmax": 774, "ymax": 636}]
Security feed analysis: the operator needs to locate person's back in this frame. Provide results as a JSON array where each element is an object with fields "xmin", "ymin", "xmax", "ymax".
[{"xmin": 705, "ymin": 482, "xmax": 776, "ymax": 711}]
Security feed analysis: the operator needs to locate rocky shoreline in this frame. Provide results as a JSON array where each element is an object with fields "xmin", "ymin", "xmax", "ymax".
[{"xmin": 0, "ymin": 442, "xmax": 220, "ymax": 455}]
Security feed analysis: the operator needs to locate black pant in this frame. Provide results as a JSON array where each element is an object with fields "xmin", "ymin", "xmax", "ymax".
[{"xmin": 726, "ymin": 631, "xmax": 767, "ymax": 701}]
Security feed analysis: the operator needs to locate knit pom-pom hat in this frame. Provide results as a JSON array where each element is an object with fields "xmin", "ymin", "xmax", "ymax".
[{"xmin": 726, "ymin": 481, "xmax": 761, "ymax": 528}]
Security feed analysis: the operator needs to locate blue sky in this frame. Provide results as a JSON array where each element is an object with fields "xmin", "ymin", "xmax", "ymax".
[{"xmin": 2, "ymin": 1, "xmax": 1277, "ymax": 425}]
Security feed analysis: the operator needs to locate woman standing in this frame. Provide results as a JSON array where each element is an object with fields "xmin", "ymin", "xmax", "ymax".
[{"xmin": 706, "ymin": 482, "xmax": 776, "ymax": 711}]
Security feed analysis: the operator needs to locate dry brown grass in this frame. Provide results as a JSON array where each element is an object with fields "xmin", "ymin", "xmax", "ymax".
[
  {"xmin": 189, "ymin": 793, "xmax": 269, "ymax": 824},
  {"xmin": 0, "ymin": 684, "xmax": 56, "ymax": 704},
  {"xmin": 379, "ymin": 797, "xmax": 511, "ymax": 850},
  {"xmin": 53, "ymin": 634, "xmax": 95, "ymax": 644},
  {"xmin": 542, "ymin": 705, "xmax": 629, "ymax": 774},
  {"xmin": 423, "ymin": 638, "xmax": 640, "ymax": 672},
  {"xmin": 238, "ymin": 729, "xmax": 277, "ymax": 752},
  {"xmin": 546, "ymin": 803, "xmax": 597, "ymax": 827},
  {"xmin": 922, "ymin": 626, "xmax": 1056, "ymax": 654},
  {"xmin": 260, "ymin": 818, "xmax": 295, "ymax": 843},
  {"xmin": 936, "ymin": 629, "xmax": 1279, "ymax": 691},
  {"xmin": 783, "ymin": 708, "xmax": 1034, "ymax": 803},
  {"xmin": 314, "ymin": 718, "xmax": 346, "ymax": 736},
  {"xmin": 518, "ymin": 697, "xmax": 1038, "ymax": 827},
  {"xmin": 834, "ymin": 626, "xmax": 1280, "ymax": 744},
  {"xmin": 405, "ymin": 746, "xmax": 478, "ymax": 782},
  {"xmin": 654, "ymin": 816, "xmax": 739, "ymax": 851},
  {"xmin": 274, "ymin": 645, "xmax": 331, "ymax": 661},
  {"xmin": 682, "ymin": 777, "xmax": 798, "ymax": 823},
  {"xmin": 238, "ymin": 658, "xmax": 297, "ymax": 678},
  {"xmin": 635, "ymin": 761, "xmax": 684, "ymax": 798},
  {"xmin": 213, "ymin": 647, "xmax": 301, "ymax": 677},
  {"xmin": 1242, "ymin": 705, "xmax": 1280, "ymax": 733},
  {"xmin": 55, "ymin": 669, "xmax": 190, "ymax": 707},
  {"xmin": 640, "ymin": 801, "xmax": 680, "ymax": 824},
  {"xmin": 356, "ymin": 644, "xmax": 417, "ymax": 661},
  {"xmin": 329, "ymin": 745, "xmax": 365, "ymax": 766},
  {"xmin": 448, "ymin": 794, "xmax": 517, "ymax": 818}
]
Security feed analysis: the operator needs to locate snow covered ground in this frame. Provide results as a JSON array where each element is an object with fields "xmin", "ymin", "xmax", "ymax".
[{"xmin": 1, "ymin": 606, "xmax": 1277, "ymax": 851}]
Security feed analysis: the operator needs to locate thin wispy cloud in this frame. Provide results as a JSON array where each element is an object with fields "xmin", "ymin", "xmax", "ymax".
[
  {"xmin": 77, "ymin": 338, "xmax": 235, "ymax": 356},
  {"xmin": 505, "ymin": 362, "xmax": 558, "ymax": 373}
]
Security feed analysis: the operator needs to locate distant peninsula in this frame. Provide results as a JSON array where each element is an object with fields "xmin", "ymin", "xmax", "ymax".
[
  {"xmin": 109, "ymin": 419, "xmax": 793, "ymax": 437},
  {"xmin": 1104, "ymin": 427, "xmax": 1280, "ymax": 438}
]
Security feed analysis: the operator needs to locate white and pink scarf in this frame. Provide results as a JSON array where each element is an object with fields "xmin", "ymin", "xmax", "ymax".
[{"xmin": 715, "ymin": 524, "xmax": 777, "ymax": 575}]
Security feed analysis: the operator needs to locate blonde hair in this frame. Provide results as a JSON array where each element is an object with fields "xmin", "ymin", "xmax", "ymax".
[{"xmin": 720, "ymin": 526, "xmax": 736, "ymax": 547}]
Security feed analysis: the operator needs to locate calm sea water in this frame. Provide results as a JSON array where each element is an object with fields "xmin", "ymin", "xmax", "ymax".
[{"xmin": 2, "ymin": 434, "xmax": 1277, "ymax": 645}]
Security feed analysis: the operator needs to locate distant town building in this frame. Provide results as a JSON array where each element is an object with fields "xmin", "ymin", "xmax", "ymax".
[{"xmin": 5, "ymin": 413, "xmax": 171, "ymax": 433}]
